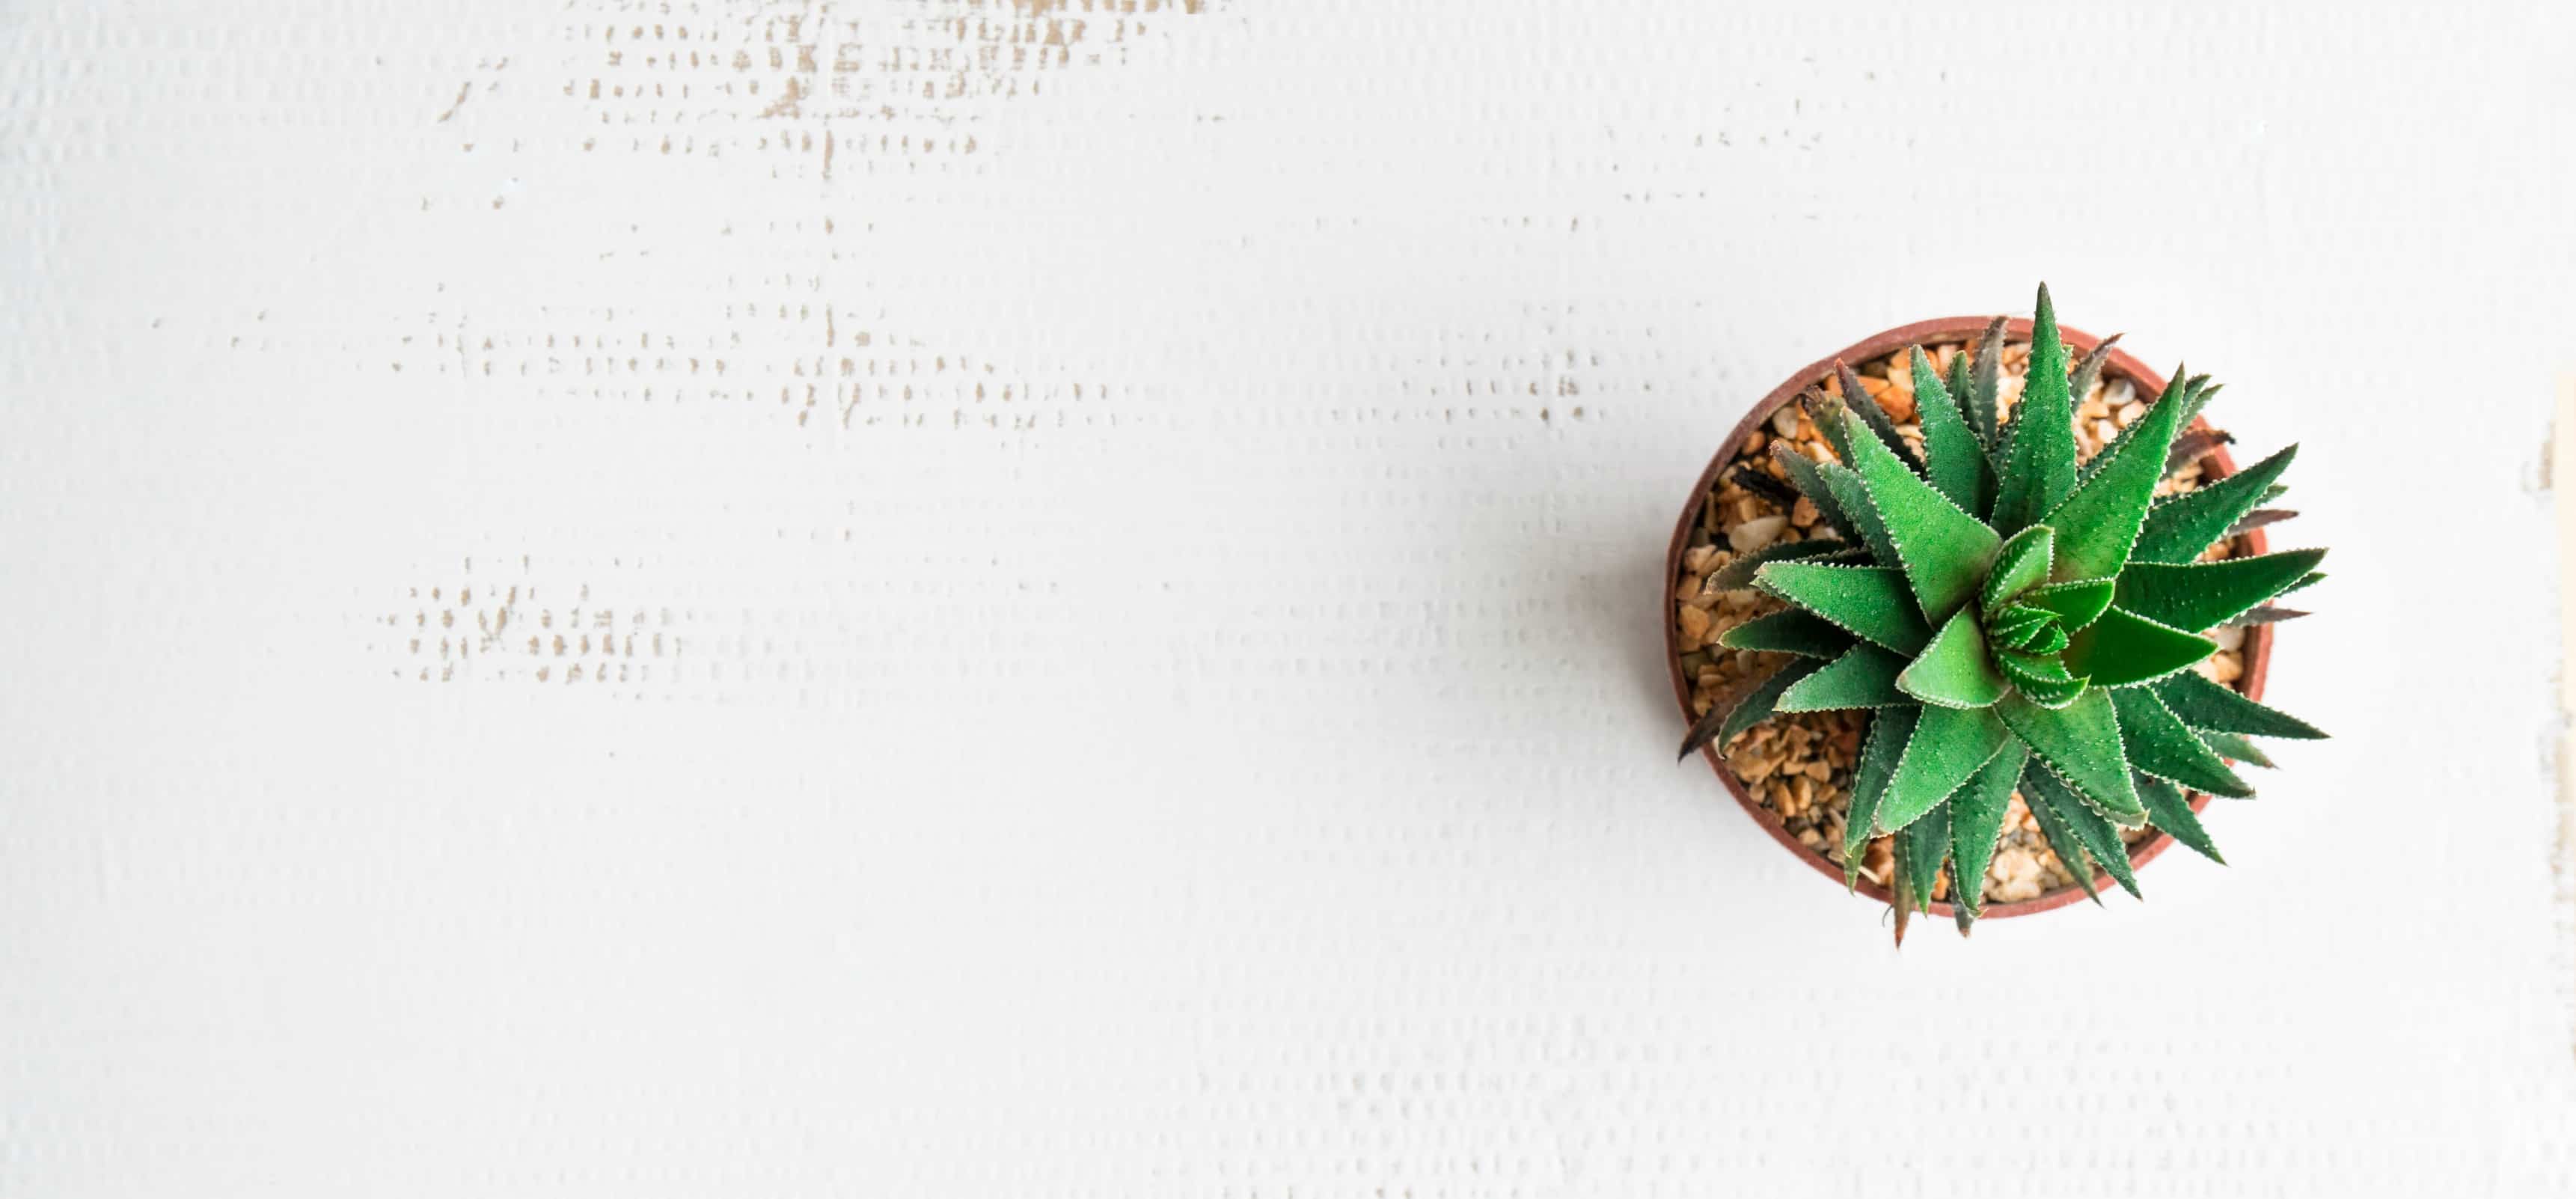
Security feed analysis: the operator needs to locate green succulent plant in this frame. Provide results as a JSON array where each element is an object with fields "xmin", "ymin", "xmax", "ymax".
[{"xmin": 1679, "ymin": 284, "xmax": 2326, "ymax": 939}]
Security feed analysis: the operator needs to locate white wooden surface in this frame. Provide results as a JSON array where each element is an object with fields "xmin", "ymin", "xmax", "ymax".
[{"xmin": 5, "ymin": 1, "xmax": 2575, "ymax": 1195}]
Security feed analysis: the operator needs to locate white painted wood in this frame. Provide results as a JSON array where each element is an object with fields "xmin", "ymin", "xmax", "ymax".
[{"xmin": 4, "ymin": 1, "xmax": 2572, "ymax": 1193}]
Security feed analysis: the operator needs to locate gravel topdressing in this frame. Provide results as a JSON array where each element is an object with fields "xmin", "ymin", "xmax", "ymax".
[{"xmin": 1674, "ymin": 337, "xmax": 2249, "ymax": 906}]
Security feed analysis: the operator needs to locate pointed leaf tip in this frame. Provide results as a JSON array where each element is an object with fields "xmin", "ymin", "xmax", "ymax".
[
  {"xmin": 1874, "ymin": 704, "xmax": 2013, "ymax": 832},
  {"xmin": 2200, "ymin": 728, "xmax": 2277, "ymax": 769},
  {"xmin": 2025, "ymin": 577, "xmax": 2115, "ymax": 632},
  {"xmin": 1897, "ymin": 607, "xmax": 2007, "ymax": 709},
  {"xmin": 1909, "ymin": 344, "xmax": 1989, "ymax": 513},
  {"xmin": 1836, "ymin": 359, "xmax": 1925, "ymax": 473},
  {"xmin": 2111, "ymin": 686, "xmax": 2255, "ymax": 798},
  {"xmin": 1801, "ymin": 389, "xmax": 1858, "ymax": 465},
  {"xmin": 1946, "ymin": 739, "xmax": 2029, "ymax": 924},
  {"xmin": 2116, "ymin": 549, "xmax": 2329, "ymax": 632},
  {"xmin": 1897, "ymin": 800, "xmax": 1951, "ymax": 915},
  {"xmin": 1754, "ymin": 561, "xmax": 1933, "ymax": 655},
  {"xmin": 1996, "ymin": 648, "xmax": 2086, "ymax": 708},
  {"xmin": 2135, "ymin": 444, "xmax": 2301, "ymax": 565},
  {"xmin": 2066, "ymin": 333, "xmax": 2123, "ymax": 414},
  {"xmin": 1844, "ymin": 707, "xmax": 1919, "ymax": 879},
  {"xmin": 2135, "ymin": 772, "xmax": 2224, "ymax": 864},
  {"xmin": 2024, "ymin": 764, "xmax": 2143, "ymax": 899},
  {"xmin": 2165, "ymin": 429, "xmax": 2236, "ymax": 475},
  {"xmin": 2063, "ymin": 606, "xmax": 2218, "ymax": 689},
  {"xmin": 1839, "ymin": 407, "xmax": 2002, "ymax": 625},
  {"xmin": 1717, "ymin": 607, "xmax": 1857, "ymax": 659},
  {"xmin": 1980, "ymin": 525, "xmax": 2055, "ymax": 616},
  {"xmin": 1679, "ymin": 658, "xmax": 1823, "ymax": 760},
  {"xmin": 2150, "ymin": 670, "xmax": 2328, "ymax": 740},
  {"xmin": 1968, "ymin": 315, "xmax": 2009, "ymax": 444},
  {"xmin": 2041, "ymin": 373, "xmax": 2186, "ymax": 581},
  {"xmin": 1707, "ymin": 536, "xmax": 1866, "ymax": 592},
  {"xmin": 1991, "ymin": 285, "xmax": 2078, "ymax": 534},
  {"xmin": 1997, "ymin": 689, "xmax": 2147, "ymax": 826},
  {"xmin": 1770, "ymin": 444, "xmax": 1858, "ymax": 540},
  {"xmin": 1775, "ymin": 643, "xmax": 1915, "ymax": 712}
]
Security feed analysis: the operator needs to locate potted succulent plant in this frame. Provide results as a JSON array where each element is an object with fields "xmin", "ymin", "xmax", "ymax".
[{"xmin": 1668, "ymin": 285, "xmax": 2326, "ymax": 941}]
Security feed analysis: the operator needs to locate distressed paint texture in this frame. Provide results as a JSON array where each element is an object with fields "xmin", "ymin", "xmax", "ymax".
[{"xmin": 4, "ymin": 1, "xmax": 2576, "ymax": 1195}]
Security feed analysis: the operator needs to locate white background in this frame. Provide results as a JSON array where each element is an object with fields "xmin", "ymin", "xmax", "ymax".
[{"xmin": 5, "ymin": 1, "xmax": 2575, "ymax": 1195}]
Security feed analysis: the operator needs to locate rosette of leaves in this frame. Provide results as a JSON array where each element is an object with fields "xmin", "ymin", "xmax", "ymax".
[{"xmin": 1678, "ymin": 284, "xmax": 2326, "ymax": 940}]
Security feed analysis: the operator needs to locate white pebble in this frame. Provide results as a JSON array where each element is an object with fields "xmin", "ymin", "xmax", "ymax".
[{"xmin": 1728, "ymin": 515, "xmax": 1788, "ymax": 553}]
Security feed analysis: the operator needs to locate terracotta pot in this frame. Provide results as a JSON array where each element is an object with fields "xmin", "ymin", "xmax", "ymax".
[{"xmin": 1665, "ymin": 317, "xmax": 2274, "ymax": 921}]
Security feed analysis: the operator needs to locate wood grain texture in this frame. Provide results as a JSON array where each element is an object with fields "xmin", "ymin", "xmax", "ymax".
[{"xmin": 3, "ymin": 1, "xmax": 2574, "ymax": 1195}]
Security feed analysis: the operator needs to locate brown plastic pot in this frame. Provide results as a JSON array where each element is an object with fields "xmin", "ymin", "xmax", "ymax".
[{"xmin": 1665, "ymin": 317, "xmax": 2274, "ymax": 921}]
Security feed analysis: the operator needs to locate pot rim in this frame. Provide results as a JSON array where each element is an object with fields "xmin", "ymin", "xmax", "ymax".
[{"xmin": 1664, "ymin": 315, "xmax": 2274, "ymax": 921}]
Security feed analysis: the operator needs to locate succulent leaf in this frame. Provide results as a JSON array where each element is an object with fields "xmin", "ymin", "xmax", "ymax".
[
  {"xmin": 1730, "ymin": 464, "xmax": 1802, "ymax": 508},
  {"xmin": 1717, "ymin": 607, "xmax": 1857, "ymax": 658},
  {"xmin": 2062, "ymin": 606, "xmax": 2218, "ymax": 689},
  {"xmin": 2109, "ymin": 685, "xmax": 2255, "ymax": 798},
  {"xmin": 1754, "ymin": 562, "xmax": 1933, "ymax": 655},
  {"xmin": 2066, "ymin": 334, "xmax": 2123, "ymax": 418},
  {"xmin": 1897, "ymin": 607, "xmax": 2008, "ymax": 709},
  {"xmin": 2000, "ymin": 619, "xmax": 2069, "ymax": 656},
  {"xmin": 1838, "ymin": 360, "xmax": 1927, "ymax": 474},
  {"xmin": 1775, "ymin": 644, "xmax": 1915, "ymax": 711},
  {"xmin": 2164, "ymin": 428, "xmax": 2235, "ymax": 476},
  {"xmin": 1986, "ymin": 603, "xmax": 2063, "ymax": 653},
  {"xmin": 1994, "ymin": 648, "xmax": 2086, "ymax": 707},
  {"xmin": 1801, "ymin": 390, "xmax": 1859, "ymax": 464},
  {"xmin": 2132, "ymin": 445, "xmax": 2300, "ymax": 564},
  {"xmin": 2199, "ymin": 729, "xmax": 2275, "ymax": 768},
  {"xmin": 1980, "ymin": 525, "xmax": 2055, "ymax": 616},
  {"xmin": 1947, "ymin": 351, "xmax": 1977, "ymax": 450},
  {"xmin": 1875, "ymin": 705, "xmax": 2015, "ymax": 832},
  {"xmin": 2022, "ymin": 765, "xmax": 2143, "ymax": 898},
  {"xmin": 2227, "ymin": 509, "xmax": 2299, "ymax": 537},
  {"xmin": 1985, "ymin": 602, "xmax": 2052, "ymax": 641},
  {"xmin": 2076, "ymin": 367, "xmax": 2184, "ymax": 486},
  {"xmin": 1996, "ymin": 690, "xmax": 2147, "ymax": 826},
  {"xmin": 2150, "ymin": 670, "xmax": 2328, "ymax": 739},
  {"xmin": 1770, "ymin": 444, "xmax": 1858, "ymax": 538},
  {"xmin": 2039, "ymin": 373, "xmax": 2185, "ymax": 582},
  {"xmin": 1843, "ymin": 707, "xmax": 1918, "ymax": 885},
  {"xmin": 1897, "ymin": 799, "xmax": 1951, "ymax": 915},
  {"xmin": 1989, "ymin": 285, "xmax": 2079, "ymax": 534},
  {"xmin": 1841, "ymin": 408, "xmax": 2002, "ymax": 624},
  {"xmin": 1813, "ymin": 457, "xmax": 1906, "ymax": 567},
  {"xmin": 2114, "ymin": 549, "xmax": 2330, "ymax": 632},
  {"xmin": 2022, "ymin": 577, "xmax": 2116, "ymax": 632},
  {"xmin": 1966, "ymin": 315, "xmax": 2008, "ymax": 448},
  {"xmin": 2022, "ymin": 777, "xmax": 2103, "ymax": 905},
  {"xmin": 1707, "ymin": 536, "xmax": 1865, "ymax": 591},
  {"xmin": 2135, "ymin": 773, "xmax": 2224, "ymax": 864},
  {"xmin": 1945, "ymin": 740, "xmax": 2030, "ymax": 921},
  {"xmin": 2179, "ymin": 376, "xmax": 2221, "ymax": 427},
  {"xmin": 1909, "ymin": 347, "xmax": 1989, "ymax": 512},
  {"xmin": 1677, "ymin": 658, "xmax": 1824, "ymax": 761}
]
